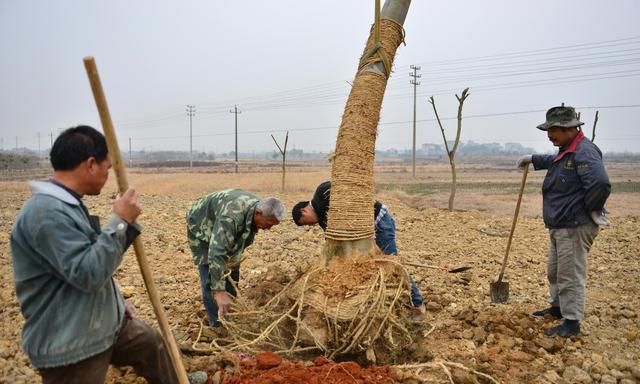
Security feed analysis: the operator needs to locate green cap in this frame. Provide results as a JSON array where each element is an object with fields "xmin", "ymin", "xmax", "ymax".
[{"xmin": 537, "ymin": 105, "xmax": 584, "ymax": 131}]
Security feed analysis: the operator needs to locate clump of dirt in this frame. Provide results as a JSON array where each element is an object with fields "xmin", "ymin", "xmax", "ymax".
[
  {"xmin": 313, "ymin": 253, "xmax": 406, "ymax": 304},
  {"xmin": 223, "ymin": 352, "xmax": 399, "ymax": 384}
]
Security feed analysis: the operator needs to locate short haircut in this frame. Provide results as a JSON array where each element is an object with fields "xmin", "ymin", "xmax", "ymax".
[
  {"xmin": 256, "ymin": 197, "xmax": 285, "ymax": 221},
  {"xmin": 291, "ymin": 201, "xmax": 308, "ymax": 226},
  {"xmin": 50, "ymin": 125, "xmax": 108, "ymax": 171}
]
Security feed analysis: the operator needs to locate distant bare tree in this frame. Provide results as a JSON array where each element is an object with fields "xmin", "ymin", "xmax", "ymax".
[
  {"xmin": 428, "ymin": 88, "xmax": 470, "ymax": 212},
  {"xmin": 271, "ymin": 131, "xmax": 289, "ymax": 192},
  {"xmin": 591, "ymin": 110, "xmax": 599, "ymax": 143}
]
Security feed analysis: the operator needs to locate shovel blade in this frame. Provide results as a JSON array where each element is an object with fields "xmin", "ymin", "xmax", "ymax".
[{"xmin": 490, "ymin": 281, "xmax": 509, "ymax": 304}]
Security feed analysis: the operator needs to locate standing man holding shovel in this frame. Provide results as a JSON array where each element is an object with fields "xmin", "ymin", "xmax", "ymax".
[
  {"xmin": 10, "ymin": 126, "xmax": 179, "ymax": 383},
  {"xmin": 517, "ymin": 105, "xmax": 610, "ymax": 337}
]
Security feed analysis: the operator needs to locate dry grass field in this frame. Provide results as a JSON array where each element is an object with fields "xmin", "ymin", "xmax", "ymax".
[{"xmin": 1, "ymin": 160, "xmax": 639, "ymax": 383}]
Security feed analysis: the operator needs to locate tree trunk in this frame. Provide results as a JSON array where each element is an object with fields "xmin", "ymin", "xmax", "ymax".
[
  {"xmin": 324, "ymin": 0, "xmax": 411, "ymax": 263},
  {"xmin": 448, "ymin": 157, "xmax": 456, "ymax": 212}
]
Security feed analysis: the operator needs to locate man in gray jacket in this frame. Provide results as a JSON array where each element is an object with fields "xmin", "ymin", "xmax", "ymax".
[
  {"xmin": 517, "ymin": 105, "xmax": 610, "ymax": 337},
  {"xmin": 10, "ymin": 126, "xmax": 178, "ymax": 383}
]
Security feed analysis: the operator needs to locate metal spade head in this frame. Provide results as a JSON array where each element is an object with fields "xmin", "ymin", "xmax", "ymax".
[{"xmin": 490, "ymin": 281, "xmax": 509, "ymax": 304}]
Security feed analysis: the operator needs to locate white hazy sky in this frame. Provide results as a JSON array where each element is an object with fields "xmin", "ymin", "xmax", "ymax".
[{"xmin": 1, "ymin": 0, "xmax": 640, "ymax": 155}]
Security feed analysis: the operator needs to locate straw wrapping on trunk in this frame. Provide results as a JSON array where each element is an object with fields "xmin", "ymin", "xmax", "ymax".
[{"xmin": 327, "ymin": 18, "xmax": 404, "ymax": 241}]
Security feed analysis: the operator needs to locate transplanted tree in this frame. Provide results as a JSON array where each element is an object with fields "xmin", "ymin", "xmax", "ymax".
[
  {"xmin": 324, "ymin": 0, "xmax": 411, "ymax": 262},
  {"xmin": 428, "ymin": 88, "xmax": 470, "ymax": 212},
  {"xmin": 201, "ymin": 0, "xmax": 419, "ymax": 361},
  {"xmin": 271, "ymin": 131, "xmax": 289, "ymax": 192}
]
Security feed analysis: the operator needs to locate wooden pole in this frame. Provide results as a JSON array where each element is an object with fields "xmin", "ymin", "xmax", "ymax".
[{"xmin": 83, "ymin": 57, "xmax": 189, "ymax": 384}]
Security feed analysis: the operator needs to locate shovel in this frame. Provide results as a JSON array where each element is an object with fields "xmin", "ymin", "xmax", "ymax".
[
  {"xmin": 490, "ymin": 165, "xmax": 529, "ymax": 304},
  {"xmin": 402, "ymin": 261, "xmax": 471, "ymax": 273}
]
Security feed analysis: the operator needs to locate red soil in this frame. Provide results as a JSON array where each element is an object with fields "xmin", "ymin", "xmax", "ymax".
[{"xmin": 223, "ymin": 353, "xmax": 399, "ymax": 384}]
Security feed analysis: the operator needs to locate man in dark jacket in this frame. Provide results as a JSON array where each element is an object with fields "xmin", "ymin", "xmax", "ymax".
[
  {"xmin": 517, "ymin": 105, "xmax": 610, "ymax": 337},
  {"xmin": 292, "ymin": 181, "xmax": 427, "ymax": 321}
]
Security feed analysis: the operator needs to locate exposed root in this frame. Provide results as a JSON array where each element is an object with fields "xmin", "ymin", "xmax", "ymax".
[
  {"xmin": 396, "ymin": 360, "xmax": 501, "ymax": 384},
  {"xmin": 187, "ymin": 254, "xmax": 413, "ymax": 359}
]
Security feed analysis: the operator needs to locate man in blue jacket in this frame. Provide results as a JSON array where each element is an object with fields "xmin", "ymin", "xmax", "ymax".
[
  {"xmin": 10, "ymin": 126, "xmax": 178, "ymax": 383},
  {"xmin": 517, "ymin": 105, "xmax": 610, "ymax": 337}
]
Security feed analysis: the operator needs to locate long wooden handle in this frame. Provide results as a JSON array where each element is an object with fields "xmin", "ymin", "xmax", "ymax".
[
  {"xmin": 402, "ymin": 262, "xmax": 444, "ymax": 270},
  {"xmin": 496, "ymin": 165, "xmax": 529, "ymax": 283},
  {"xmin": 83, "ymin": 57, "xmax": 189, "ymax": 384}
]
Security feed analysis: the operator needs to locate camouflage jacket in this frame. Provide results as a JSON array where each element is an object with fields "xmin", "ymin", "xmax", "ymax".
[{"xmin": 186, "ymin": 189, "xmax": 259, "ymax": 290}]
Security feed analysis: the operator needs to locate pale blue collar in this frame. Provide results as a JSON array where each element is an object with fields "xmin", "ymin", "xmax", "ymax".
[{"xmin": 29, "ymin": 180, "xmax": 80, "ymax": 206}]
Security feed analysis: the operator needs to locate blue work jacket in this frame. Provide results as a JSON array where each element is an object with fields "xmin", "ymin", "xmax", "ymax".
[{"xmin": 532, "ymin": 132, "xmax": 611, "ymax": 229}]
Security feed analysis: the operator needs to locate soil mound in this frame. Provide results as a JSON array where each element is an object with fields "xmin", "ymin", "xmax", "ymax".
[{"xmin": 224, "ymin": 352, "xmax": 399, "ymax": 384}]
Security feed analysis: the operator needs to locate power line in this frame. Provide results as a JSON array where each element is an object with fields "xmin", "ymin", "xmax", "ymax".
[
  {"xmin": 105, "ymin": 37, "xmax": 640, "ymax": 129},
  {"xmin": 126, "ymin": 104, "xmax": 640, "ymax": 141},
  {"xmin": 410, "ymin": 36, "xmax": 640, "ymax": 67}
]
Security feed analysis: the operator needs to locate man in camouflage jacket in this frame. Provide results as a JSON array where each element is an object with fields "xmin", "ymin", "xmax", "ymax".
[{"xmin": 186, "ymin": 189, "xmax": 284, "ymax": 327}]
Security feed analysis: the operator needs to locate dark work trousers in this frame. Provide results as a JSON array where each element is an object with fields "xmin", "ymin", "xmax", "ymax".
[{"xmin": 39, "ymin": 317, "xmax": 178, "ymax": 384}]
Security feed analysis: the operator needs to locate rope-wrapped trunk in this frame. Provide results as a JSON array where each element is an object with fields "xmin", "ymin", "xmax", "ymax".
[{"xmin": 326, "ymin": 1, "xmax": 410, "ymax": 259}]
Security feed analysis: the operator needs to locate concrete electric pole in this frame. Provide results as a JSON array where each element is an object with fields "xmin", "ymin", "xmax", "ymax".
[
  {"xmin": 230, "ymin": 105, "xmax": 242, "ymax": 173},
  {"xmin": 186, "ymin": 105, "xmax": 196, "ymax": 168},
  {"xmin": 409, "ymin": 65, "xmax": 421, "ymax": 177}
]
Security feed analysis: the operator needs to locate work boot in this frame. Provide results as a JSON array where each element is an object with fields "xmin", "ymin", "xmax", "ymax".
[
  {"xmin": 544, "ymin": 320, "xmax": 580, "ymax": 337},
  {"xmin": 411, "ymin": 304, "xmax": 427, "ymax": 322},
  {"xmin": 532, "ymin": 306, "xmax": 562, "ymax": 319}
]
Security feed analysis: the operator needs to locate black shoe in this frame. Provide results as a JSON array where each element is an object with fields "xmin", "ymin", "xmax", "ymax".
[
  {"xmin": 532, "ymin": 306, "xmax": 562, "ymax": 319},
  {"xmin": 544, "ymin": 320, "xmax": 580, "ymax": 337}
]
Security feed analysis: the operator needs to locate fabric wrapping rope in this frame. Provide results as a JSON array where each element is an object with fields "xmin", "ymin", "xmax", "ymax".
[{"xmin": 326, "ymin": 18, "xmax": 404, "ymax": 241}]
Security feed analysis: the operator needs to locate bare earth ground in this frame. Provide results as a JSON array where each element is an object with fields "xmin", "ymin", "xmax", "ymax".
[{"xmin": 1, "ymin": 162, "xmax": 639, "ymax": 383}]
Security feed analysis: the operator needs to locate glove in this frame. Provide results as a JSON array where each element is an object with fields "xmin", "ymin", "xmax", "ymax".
[
  {"xmin": 517, "ymin": 155, "xmax": 532, "ymax": 170},
  {"xmin": 591, "ymin": 209, "xmax": 610, "ymax": 227}
]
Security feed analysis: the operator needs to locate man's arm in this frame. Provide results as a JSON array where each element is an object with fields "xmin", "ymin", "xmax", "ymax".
[
  {"xmin": 311, "ymin": 181, "xmax": 331, "ymax": 229},
  {"xmin": 206, "ymin": 215, "xmax": 242, "ymax": 318},
  {"xmin": 206, "ymin": 216, "xmax": 238, "ymax": 291},
  {"xmin": 29, "ymin": 205, "xmax": 132, "ymax": 293},
  {"xmin": 576, "ymin": 149, "xmax": 611, "ymax": 212},
  {"xmin": 532, "ymin": 154, "xmax": 555, "ymax": 170}
]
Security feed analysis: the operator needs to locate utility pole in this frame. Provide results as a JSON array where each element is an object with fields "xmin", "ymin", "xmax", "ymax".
[
  {"xmin": 15, "ymin": 136, "xmax": 18, "ymax": 151},
  {"xmin": 186, "ymin": 105, "xmax": 196, "ymax": 168},
  {"xmin": 37, "ymin": 132, "xmax": 41, "ymax": 156},
  {"xmin": 129, "ymin": 137, "xmax": 132, "ymax": 168},
  {"xmin": 50, "ymin": 132, "xmax": 53, "ymax": 147},
  {"xmin": 409, "ymin": 65, "xmax": 421, "ymax": 177},
  {"xmin": 230, "ymin": 105, "xmax": 242, "ymax": 173}
]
